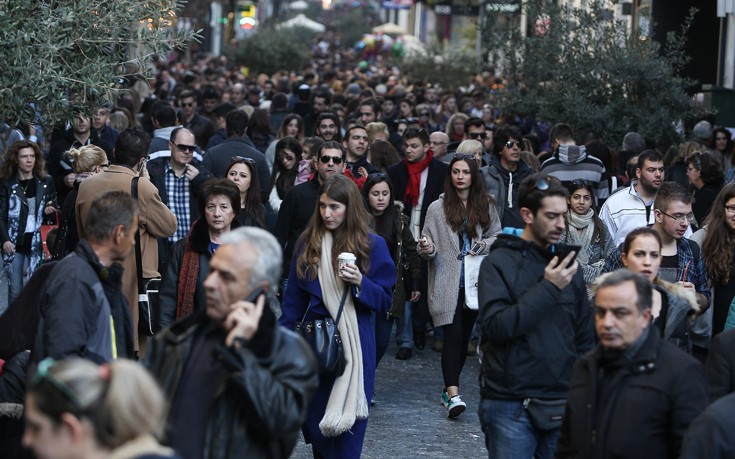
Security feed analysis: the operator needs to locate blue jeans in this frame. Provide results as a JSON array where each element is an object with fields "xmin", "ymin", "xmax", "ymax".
[
  {"xmin": 6, "ymin": 252, "xmax": 28, "ymax": 304},
  {"xmin": 395, "ymin": 301, "xmax": 413, "ymax": 349},
  {"xmin": 478, "ymin": 399, "xmax": 560, "ymax": 459}
]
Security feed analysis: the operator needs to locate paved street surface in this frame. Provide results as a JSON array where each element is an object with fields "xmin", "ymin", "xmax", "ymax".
[{"xmin": 291, "ymin": 337, "xmax": 486, "ymax": 458}]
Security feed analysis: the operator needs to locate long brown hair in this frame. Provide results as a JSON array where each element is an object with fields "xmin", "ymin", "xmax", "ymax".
[
  {"xmin": 702, "ymin": 182, "xmax": 735, "ymax": 285},
  {"xmin": 442, "ymin": 156, "xmax": 491, "ymax": 239},
  {"xmin": 296, "ymin": 174, "xmax": 374, "ymax": 280},
  {"xmin": 1, "ymin": 140, "xmax": 47, "ymax": 180}
]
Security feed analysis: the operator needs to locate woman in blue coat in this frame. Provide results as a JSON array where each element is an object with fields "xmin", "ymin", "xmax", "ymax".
[{"xmin": 280, "ymin": 174, "xmax": 395, "ymax": 458}]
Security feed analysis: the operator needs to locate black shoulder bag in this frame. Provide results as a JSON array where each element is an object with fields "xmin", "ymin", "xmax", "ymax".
[
  {"xmin": 131, "ymin": 177, "xmax": 162, "ymax": 336},
  {"xmin": 295, "ymin": 286, "xmax": 349, "ymax": 378}
]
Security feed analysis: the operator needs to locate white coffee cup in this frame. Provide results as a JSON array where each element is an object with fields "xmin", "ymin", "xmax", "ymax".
[{"xmin": 338, "ymin": 252, "xmax": 357, "ymax": 270}]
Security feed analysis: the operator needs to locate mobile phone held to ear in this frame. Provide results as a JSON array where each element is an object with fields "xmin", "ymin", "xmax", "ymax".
[
  {"xmin": 244, "ymin": 287, "xmax": 266, "ymax": 303},
  {"xmin": 552, "ymin": 245, "xmax": 581, "ymax": 268}
]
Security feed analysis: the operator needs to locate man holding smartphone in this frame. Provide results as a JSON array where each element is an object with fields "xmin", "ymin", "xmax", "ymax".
[
  {"xmin": 146, "ymin": 227, "xmax": 319, "ymax": 459},
  {"xmin": 477, "ymin": 173, "xmax": 595, "ymax": 459}
]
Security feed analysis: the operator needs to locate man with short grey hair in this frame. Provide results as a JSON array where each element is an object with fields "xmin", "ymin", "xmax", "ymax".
[
  {"xmin": 555, "ymin": 269, "xmax": 707, "ymax": 458},
  {"xmin": 146, "ymin": 227, "xmax": 318, "ymax": 459}
]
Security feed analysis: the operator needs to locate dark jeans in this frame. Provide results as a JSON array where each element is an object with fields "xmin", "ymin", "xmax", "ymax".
[
  {"xmin": 478, "ymin": 399, "xmax": 560, "ymax": 459},
  {"xmin": 441, "ymin": 288, "xmax": 477, "ymax": 388}
]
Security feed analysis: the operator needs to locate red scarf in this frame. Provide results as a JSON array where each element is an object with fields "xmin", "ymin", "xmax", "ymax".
[
  {"xmin": 176, "ymin": 225, "xmax": 199, "ymax": 320},
  {"xmin": 404, "ymin": 150, "xmax": 433, "ymax": 207}
]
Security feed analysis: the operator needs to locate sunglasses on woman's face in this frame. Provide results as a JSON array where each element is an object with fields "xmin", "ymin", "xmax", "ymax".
[{"xmin": 230, "ymin": 156, "xmax": 256, "ymax": 165}]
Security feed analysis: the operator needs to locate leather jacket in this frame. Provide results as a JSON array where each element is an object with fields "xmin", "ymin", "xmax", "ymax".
[{"xmin": 145, "ymin": 308, "xmax": 318, "ymax": 459}]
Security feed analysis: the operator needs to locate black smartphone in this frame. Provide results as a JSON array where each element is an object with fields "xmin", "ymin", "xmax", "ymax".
[
  {"xmin": 552, "ymin": 245, "xmax": 581, "ymax": 268},
  {"xmin": 244, "ymin": 287, "xmax": 265, "ymax": 303},
  {"xmin": 470, "ymin": 242, "xmax": 483, "ymax": 254}
]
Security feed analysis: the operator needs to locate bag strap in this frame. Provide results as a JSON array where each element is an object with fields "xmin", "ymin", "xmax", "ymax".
[
  {"xmin": 298, "ymin": 285, "xmax": 350, "ymax": 326},
  {"xmin": 131, "ymin": 177, "xmax": 145, "ymax": 295}
]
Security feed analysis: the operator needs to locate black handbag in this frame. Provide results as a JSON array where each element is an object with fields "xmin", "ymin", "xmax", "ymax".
[
  {"xmin": 295, "ymin": 286, "xmax": 349, "ymax": 378},
  {"xmin": 523, "ymin": 397, "xmax": 567, "ymax": 431},
  {"xmin": 131, "ymin": 177, "xmax": 161, "ymax": 336}
]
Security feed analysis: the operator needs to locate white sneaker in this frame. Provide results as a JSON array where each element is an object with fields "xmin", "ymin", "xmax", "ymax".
[{"xmin": 447, "ymin": 394, "xmax": 466, "ymax": 418}]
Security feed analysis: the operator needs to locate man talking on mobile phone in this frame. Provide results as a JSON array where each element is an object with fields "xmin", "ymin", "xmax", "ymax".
[
  {"xmin": 146, "ymin": 227, "xmax": 319, "ymax": 459},
  {"xmin": 477, "ymin": 173, "xmax": 595, "ymax": 459}
]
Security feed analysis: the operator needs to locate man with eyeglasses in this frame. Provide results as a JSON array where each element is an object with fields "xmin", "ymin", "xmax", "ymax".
[
  {"xmin": 604, "ymin": 181, "xmax": 710, "ymax": 318},
  {"xmin": 541, "ymin": 123, "xmax": 608, "ymax": 202},
  {"xmin": 481, "ymin": 125, "xmax": 532, "ymax": 230},
  {"xmin": 76, "ymin": 128, "xmax": 177, "ymax": 354},
  {"xmin": 275, "ymin": 141, "xmax": 346, "ymax": 287},
  {"xmin": 431, "ymin": 132, "xmax": 450, "ymax": 162},
  {"xmin": 177, "ymin": 90, "xmax": 215, "ymax": 150},
  {"xmin": 147, "ymin": 127, "xmax": 214, "ymax": 271}
]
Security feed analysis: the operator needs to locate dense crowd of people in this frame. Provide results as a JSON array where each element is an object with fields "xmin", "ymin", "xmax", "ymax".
[{"xmin": 2, "ymin": 36, "xmax": 735, "ymax": 459}]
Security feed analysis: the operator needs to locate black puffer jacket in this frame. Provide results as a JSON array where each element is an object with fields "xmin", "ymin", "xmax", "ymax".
[
  {"xmin": 477, "ymin": 234, "xmax": 595, "ymax": 400},
  {"xmin": 145, "ymin": 308, "xmax": 318, "ymax": 459},
  {"xmin": 555, "ymin": 328, "xmax": 708, "ymax": 459}
]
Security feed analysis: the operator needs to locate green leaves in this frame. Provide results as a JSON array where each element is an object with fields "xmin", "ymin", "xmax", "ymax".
[
  {"xmin": 482, "ymin": 0, "xmax": 704, "ymax": 146},
  {"xmin": 0, "ymin": 0, "xmax": 199, "ymax": 129}
]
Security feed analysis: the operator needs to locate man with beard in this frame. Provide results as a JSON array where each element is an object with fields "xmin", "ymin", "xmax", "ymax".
[
  {"xmin": 600, "ymin": 150, "xmax": 665, "ymax": 246},
  {"xmin": 477, "ymin": 174, "xmax": 595, "ymax": 458},
  {"xmin": 314, "ymin": 111, "xmax": 342, "ymax": 143},
  {"xmin": 481, "ymin": 125, "xmax": 532, "ymax": 230},
  {"xmin": 343, "ymin": 126, "xmax": 376, "ymax": 179}
]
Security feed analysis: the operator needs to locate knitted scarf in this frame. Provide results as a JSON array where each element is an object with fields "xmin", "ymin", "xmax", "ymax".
[
  {"xmin": 566, "ymin": 209, "xmax": 594, "ymax": 265},
  {"xmin": 176, "ymin": 226, "xmax": 200, "ymax": 319},
  {"xmin": 403, "ymin": 151, "xmax": 433, "ymax": 207},
  {"xmin": 317, "ymin": 231, "xmax": 368, "ymax": 437}
]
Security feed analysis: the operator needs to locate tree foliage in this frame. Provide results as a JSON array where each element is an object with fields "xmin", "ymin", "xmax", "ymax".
[
  {"xmin": 483, "ymin": 0, "xmax": 703, "ymax": 146},
  {"xmin": 0, "ymin": 0, "xmax": 197, "ymax": 129},
  {"xmin": 231, "ymin": 26, "xmax": 312, "ymax": 75},
  {"xmin": 402, "ymin": 45, "xmax": 478, "ymax": 89}
]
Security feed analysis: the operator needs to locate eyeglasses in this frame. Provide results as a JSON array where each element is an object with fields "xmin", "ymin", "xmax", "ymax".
[
  {"xmin": 174, "ymin": 143, "xmax": 197, "ymax": 152},
  {"xmin": 180, "ymin": 102, "xmax": 195, "ymax": 107},
  {"xmin": 659, "ymin": 210, "xmax": 695, "ymax": 224},
  {"xmin": 99, "ymin": 163, "xmax": 111, "ymax": 169},
  {"xmin": 320, "ymin": 155, "xmax": 344, "ymax": 164},
  {"xmin": 430, "ymin": 141, "xmax": 447, "ymax": 146},
  {"xmin": 368, "ymin": 172, "xmax": 389, "ymax": 179},
  {"xmin": 419, "ymin": 112, "xmax": 431, "ymax": 117},
  {"xmin": 726, "ymin": 205, "xmax": 735, "ymax": 214},
  {"xmin": 230, "ymin": 156, "xmax": 256, "ymax": 165},
  {"xmin": 505, "ymin": 140, "xmax": 521, "ymax": 149},
  {"xmin": 453, "ymin": 153, "xmax": 475, "ymax": 161},
  {"xmin": 468, "ymin": 132, "xmax": 487, "ymax": 140},
  {"xmin": 570, "ymin": 179, "xmax": 594, "ymax": 189},
  {"xmin": 32, "ymin": 358, "xmax": 82, "ymax": 407}
]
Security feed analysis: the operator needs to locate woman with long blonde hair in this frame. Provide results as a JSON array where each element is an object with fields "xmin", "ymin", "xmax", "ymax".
[{"xmin": 280, "ymin": 174, "xmax": 395, "ymax": 458}]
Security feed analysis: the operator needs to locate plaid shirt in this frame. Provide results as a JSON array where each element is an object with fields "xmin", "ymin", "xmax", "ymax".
[
  {"xmin": 165, "ymin": 162, "xmax": 191, "ymax": 242},
  {"xmin": 603, "ymin": 237, "xmax": 711, "ymax": 306}
]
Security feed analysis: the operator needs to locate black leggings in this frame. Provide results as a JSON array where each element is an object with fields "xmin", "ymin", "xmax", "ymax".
[{"xmin": 441, "ymin": 288, "xmax": 478, "ymax": 388}]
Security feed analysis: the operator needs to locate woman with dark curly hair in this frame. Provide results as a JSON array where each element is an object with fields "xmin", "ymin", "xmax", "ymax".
[
  {"xmin": 709, "ymin": 127, "xmax": 734, "ymax": 171},
  {"xmin": 0, "ymin": 140, "xmax": 56, "ymax": 305},
  {"xmin": 686, "ymin": 151, "xmax": 724, "ymax": 227}
]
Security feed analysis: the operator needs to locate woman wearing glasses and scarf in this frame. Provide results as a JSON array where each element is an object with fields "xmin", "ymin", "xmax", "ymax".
[
  {"xmin": 23, "ymin": 358, "xmax": 178, "ymax": 459},
  {"xmin": 559, "ymin": 179, "xmax": 615, "ymax": 289},
  {"xmin": 280, "ymin": 174, "xmax": 394, "ymax": 458},
  {"xmin": 418, "ymin": 153, "xmax": 501, "ymax": 418}
]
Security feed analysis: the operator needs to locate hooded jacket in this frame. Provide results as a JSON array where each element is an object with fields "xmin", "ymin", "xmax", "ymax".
[
  {"xmin": 477, "ymin": 234, "xmax": 595, "ymax": 400},
  {"xmin": 481, "ymin": 155, "xmax": 531, "ymax": 229}
]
